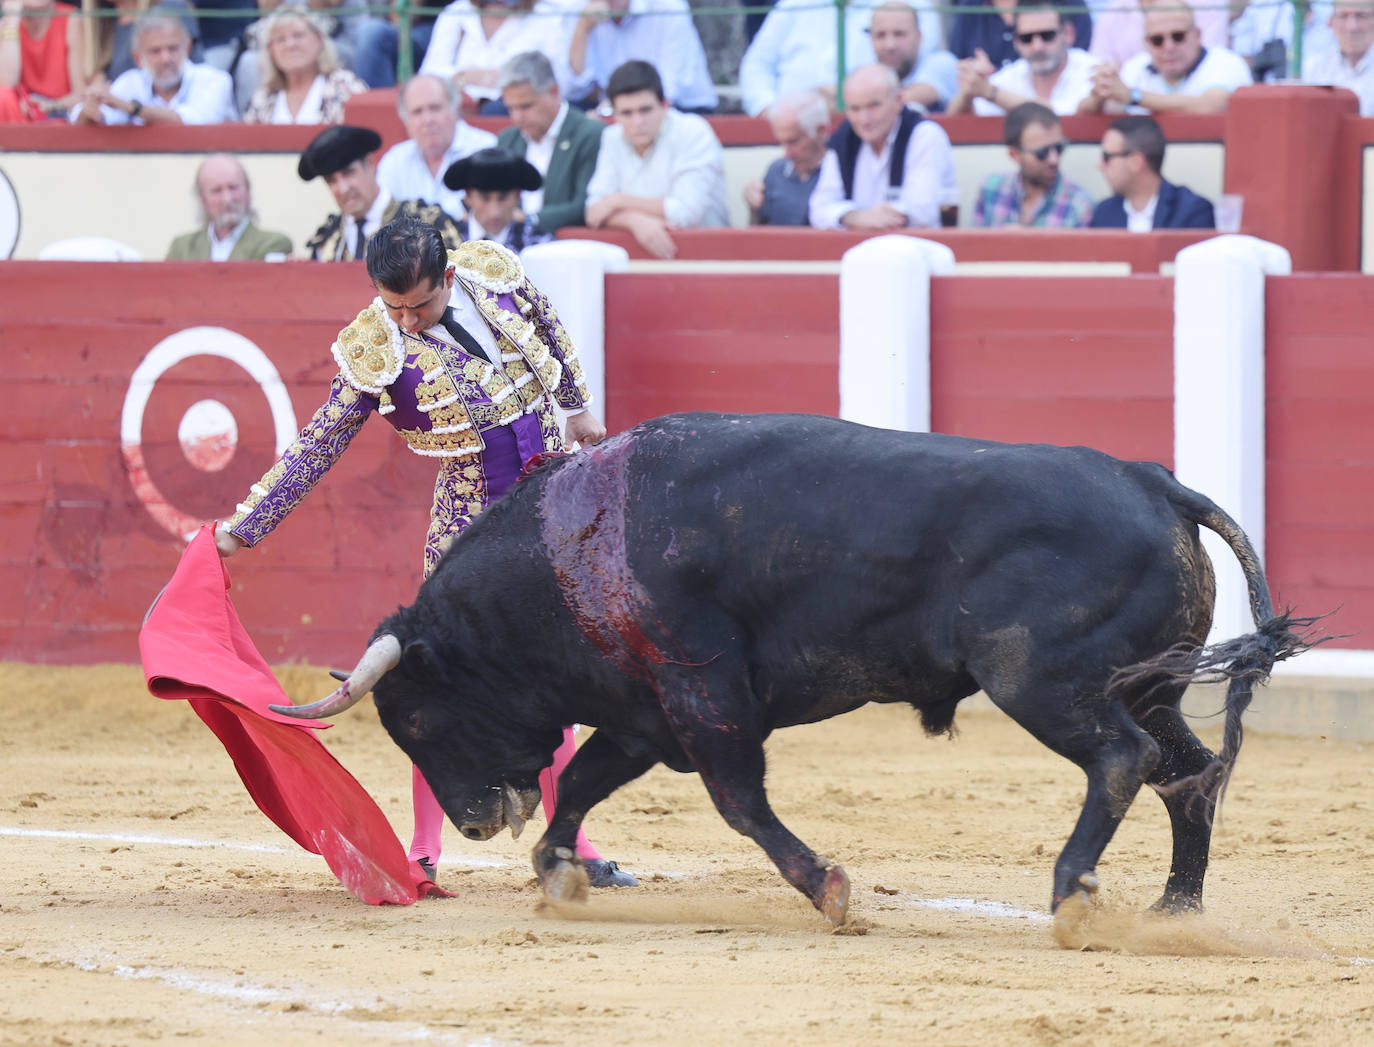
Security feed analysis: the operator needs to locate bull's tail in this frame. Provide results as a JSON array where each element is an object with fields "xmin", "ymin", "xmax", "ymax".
[{"xmin": 1107, "ymin": 482, "xmax": 1330, "ymax": 820}]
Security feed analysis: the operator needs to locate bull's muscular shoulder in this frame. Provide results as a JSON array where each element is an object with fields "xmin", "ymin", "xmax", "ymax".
[
  {"xmin": 330, "ymin": 299, "xmax": 404, "ymax": 394},
  {"xmin": 449, "ymin": 240, "xmax": 524, "ymax": 294}
]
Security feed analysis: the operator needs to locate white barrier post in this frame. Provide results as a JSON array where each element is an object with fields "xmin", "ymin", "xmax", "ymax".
[
  {"xmin": 1173, "ymin": 234, "xmax": 1290, "ymax": 644},
  {"xmin": 838, "ymin": 235, "xmax": 955, "ymax": 432},
  {"xmin": 520, "ymin": 240, "xmax": 630, "ymax": 416}
]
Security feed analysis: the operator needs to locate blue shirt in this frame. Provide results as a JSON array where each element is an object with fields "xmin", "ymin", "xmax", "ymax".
[
  {"xmin": 568, "ymin": 0, "xmax": 717, "ymax": 112},
  {"xmin": 758, "ymin": 157, "xmax": 819, "ymax": 226}
]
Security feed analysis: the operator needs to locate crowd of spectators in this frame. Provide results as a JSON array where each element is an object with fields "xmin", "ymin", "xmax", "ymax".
[{"xmin": 4, "ymin": 0, "xmax": 1371, "ymax": 254}]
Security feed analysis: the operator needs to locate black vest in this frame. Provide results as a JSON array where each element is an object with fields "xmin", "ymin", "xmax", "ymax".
[{"xmin": 827, "ymin": 106, "xmax": 923, "ymax": 201}]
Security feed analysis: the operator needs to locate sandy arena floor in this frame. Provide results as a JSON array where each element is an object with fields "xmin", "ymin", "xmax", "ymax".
[{"xmin": 2, "ymin": 663, "xmax": 1372, "ymax": 1046}]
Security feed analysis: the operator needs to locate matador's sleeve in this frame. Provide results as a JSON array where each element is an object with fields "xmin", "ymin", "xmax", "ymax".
[
  {"xmin": 223, "ymin": 376, "xmax": 376, "ymax": 547},
  {"xmin": 519, "ymin": 277, "xmax": 592, "ymax": 411}
]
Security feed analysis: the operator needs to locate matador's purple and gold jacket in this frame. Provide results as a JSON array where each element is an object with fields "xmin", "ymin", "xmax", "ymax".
[{"xmin": 224, "ymin": 240, "xmax": 592, "ymax": 550}]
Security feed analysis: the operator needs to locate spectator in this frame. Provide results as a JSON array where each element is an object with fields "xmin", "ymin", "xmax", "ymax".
[
  {"xmin": 241, "ymin": 7, "xmax": 365, "ymax": 123},
  {"xmin": 948, "ymin": 1, "xmax": 1096, "ymax": 114},
  {"xmin": 868, "ymin": 0, "xmax": 957, "ymax": 111},
  {"xmin": 1230, "ymin": 0, "xmax": 1334, "ymax": 83},
  {"xmin": 419, "ymin": 0, "xmax": 566, "ymax": 115},
  {"xmin": 495, "ymin": 49, "xmax": 604, "ymax": 232},
  {"xmin": 377, "ymin": 73, "xmax": 498, "ymax": 218},
  {"xmin": 972, "ymin": 101, "xmax": 1094, "ymax": 227},
  {"xmin": 1303, "ymin": 0, "xmax": 1374, "ymax": 114},
  {"xmin": 195, "ymin": 0, "xmax": 256, "ymax": 74},
  {"xmin": 166, "ymin": 153, "xmax": 293, "ymax": 259},
  {"xmin": 0, "ymin": 0, "xmax": 94, "ymax": 121},
  {"xmin": 232, "ymin": 1, "xmax": 366, "ymax": 115},
  {"xmin": 352, "ymin": 0, "xmax": 437, "ymax": 89},
  {"xmin": 82, "ymin": 0, "xmax": 199, "ymax": 82},
  {"xmin": 72, "ymin": 8, "xmax": 235, "ymax": 123},
  {"xmin": 1090, "ymin": 114, "xmax": 1214, "ymax": 229},
  {"xmin": 585, "ymin": 59, "xmax": 728, "ymax": 258},
  {"xmin": 1082, "ymin": 1, "xmax": 1252, "ymax": 114},
  {"xmin": 739, "ymin": 0, "xmax": 944, "ymax": 117},
  {"xmin": 742, "ymin": 88, "xmax": 828, "ymax": 225},
  {"xmin": 565, "ymin": 0, "xmax": 716, "ymax": 113},
  {"xmin": 808, "ymin": 63, "xmax": 955, "ymax": 230},
  {"xmin": 949, "ymin": 0, "xmax": 1091, "ymax": 69},
  {"xmin": 443, "ymin": 146, "xmax": 551, "ymax": 251},
  {"xmin": 1091, "ymin": 0, "xmax": 1228, "ymax": 69},
  {"xmin": 300, "ymin": 124, "xmax": 464, "ymax": 261}
]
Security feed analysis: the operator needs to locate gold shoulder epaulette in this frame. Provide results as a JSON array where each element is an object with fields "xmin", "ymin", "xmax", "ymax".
[
  {"xmin": 449, "ymin": 240, "xmax": 524, "ymax": 294},
  {"xmin": 330, "ymin": 298, "xmax": 404, "ymax": 395}
]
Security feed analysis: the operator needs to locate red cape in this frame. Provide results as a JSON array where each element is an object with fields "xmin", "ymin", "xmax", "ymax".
[{"xmin": 139, "ymin": 527, "xmax": 440, "ymax": 904}]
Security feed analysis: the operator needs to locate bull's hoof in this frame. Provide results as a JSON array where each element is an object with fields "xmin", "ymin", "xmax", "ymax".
[
  {"xmin": 816, "ymin": 865, "xmax": 850, "ymax": 926},
  {"xmin": 541, "ymin": 846, "xmax": 590, "ymax": 904},
  {"xmin": 1148, "ymin": 892, "xmax": 1203, "ymax": 916},
  {"xmin": 1051, "ymin": 871, "xmax": 1099, "ymax": 949}
]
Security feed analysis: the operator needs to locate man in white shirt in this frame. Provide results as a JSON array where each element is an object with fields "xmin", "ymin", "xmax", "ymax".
[
  {"xmin": 948, "ymin": 2, "xmax": 1096, "ymax": 115},
  {"xmin": 377, "ymin": 74, "xmax": 498, "ymax": 219},
  {"xmin": 300, "ymin": 124, "xmax": 464, "ymax": 262},
  {"xmin": 1304, "ymin": 0, "xmax": 1374, "ymax": 115},
  {"xmin": 1081, "ymin": 1, "xmax": 1252, "ymax": 114},
  {"xmin": 72, "ymin": 10, "xmax": 236, "ymax": 125},
  {"xmin": 418, "ymin": 0, "xmax": 569, "ymax": 113},
  {"xmin": 584, "ymin": 59, "xmax": 728, "ymax": 258},
  {"xmin": 566, "ymin": 0, "xmax": 717, "ymax": 112},
  {"xmin": 808, "ymin": 63, "xmax": 955, "ymax": 230},
  {"xmin": 739, "ymin": 0, "xmax": 943, "ymax": 117},
  {"xmin": 165, "ymin": 154, "xmax": 293, "ymax": 260}
]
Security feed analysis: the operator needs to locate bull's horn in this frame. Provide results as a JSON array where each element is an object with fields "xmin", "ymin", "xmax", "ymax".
[
  {"xmin": 269, "ymin": 635, "xmax": 402, "ymax": 719},
  {"xmin": 502, "ymin": 784, "xmax": 527, "ymax": 840}
]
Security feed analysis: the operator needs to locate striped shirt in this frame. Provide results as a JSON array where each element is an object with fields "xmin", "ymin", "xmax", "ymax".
[{"xmin": 972, "ymin": 171, "xmax": 1095, "ymax": 229}]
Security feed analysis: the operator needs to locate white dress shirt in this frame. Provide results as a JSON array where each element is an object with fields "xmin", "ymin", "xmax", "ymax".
[
  {"xmin": 376, "ymin": 122, "xmax": 499, "ymax": 218},
  {"xmin": 1230, "ymin": 0, "xmax": 1334, "ymax": 76},
  {"xmin": 341, "ymin": 189, "xmax": 393, "ymax": 259},
  {"xmin": 420, "ymin": 0, "xmax": 572, "ymax": 99},
  {"xmin": 566, "ymin": 0, "xmax": 717, "ymax": 110},
  {"xmin": 1119, "ymin": 45, "xmax": 1253, "ymax": 104},
  {"xmin": 1123, "ymin": 192, "xmax": 1158, "ymax": 232},
  {"xmin": 808, "ymin": 117, "xmax": 954, "ymax": 229},
  {"xmin": 270, "ymin": 74, "xmax": 325, "ymax": 124},
  {"xmin": 739, "ymin": 0, "xmax": 943, "ymax": 117},
  {"xmin": 427, "ymin": 284, "xmax": 502, "ymax": 363},
  {"xmin": 207, "ymin": 217, "xmax": 251, "ymax": 261},
  {"xmin": 1304, "ymin": 44, "xmax": 1374, "ymax": 116},
  {"xmin": 973, "ymin": 47, "xmax": 1098, "ymax": 115},
  {"xmin": 73, "ymin": 61, "xmax": 237, "ymax": 125},
  {"xmin": 585, "ymin": 108, "xmax": 729, "ymax": 227},
  {"xmin": 520, "ymin": 100, "xmax": 569, "ymax": 217}
]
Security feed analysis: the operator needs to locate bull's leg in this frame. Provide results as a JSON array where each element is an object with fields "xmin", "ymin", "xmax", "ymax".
[
  {"xmin": 996, "ymin": 693, "xmax": 1160, "ymax": 918},
  {"xmin": 1137, "ymin": 703, "xmax": 1219, "ymax": 913},
  {"xmin": 530, "ymin": 729, "xmax": 657, "ymax": 903}
]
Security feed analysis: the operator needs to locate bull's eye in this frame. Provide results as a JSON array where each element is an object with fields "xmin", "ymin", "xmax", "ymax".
[{"xmin": 404, "ymin": 711, "xmax": 424, "ymax": 737}]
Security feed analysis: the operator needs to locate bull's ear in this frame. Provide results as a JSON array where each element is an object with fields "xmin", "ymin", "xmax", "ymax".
[{"xmin": 401, "ymin": 638, "xmax": 440, "ymax": 679}]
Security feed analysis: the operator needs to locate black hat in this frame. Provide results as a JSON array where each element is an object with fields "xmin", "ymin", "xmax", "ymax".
[
  {"xmin": 442, "ymin": 147, "xmax": 543, "ymax": 192},
  {"xmin": 298, "ymin": 125, "xmax": 383, "ymax": 181}
]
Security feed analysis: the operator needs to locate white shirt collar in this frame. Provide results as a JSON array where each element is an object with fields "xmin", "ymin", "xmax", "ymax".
[
  {"xmin": 207, "ymin": 216, "xmax": 250, "ymax": 260},
  {"xmin": 528, "ymin": 101, "xmax": 569, "ymax": 149}
]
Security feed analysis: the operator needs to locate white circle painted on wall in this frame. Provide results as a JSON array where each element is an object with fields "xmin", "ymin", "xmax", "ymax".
[
  {"xmin": 0, "ymin": 168, "xmax": 19, "ymax": 259},
  {"xmin": 121, "ymin": 327, "xmax": 298, "ymax": 540}
]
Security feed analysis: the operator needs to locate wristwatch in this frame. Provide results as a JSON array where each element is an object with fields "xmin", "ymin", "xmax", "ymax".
[
  {"xmin": 129, "ymin": 99, "xmax": 143, "ymax": 117},
  {"xmin": 1128, "ymin": 87, "xmax": 1143, "ymax": 107}
]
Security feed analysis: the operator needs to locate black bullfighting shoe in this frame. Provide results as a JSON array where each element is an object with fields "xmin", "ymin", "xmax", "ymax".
[
  {"xmin": 584, "ymin": 859, "xmax": 638, "ymax": 888},
  {"xmin": 417, "ymin": 857, "xmax": 438, "ymax": 882}
]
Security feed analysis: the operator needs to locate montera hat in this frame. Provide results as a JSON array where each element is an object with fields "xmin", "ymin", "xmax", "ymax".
[
  {"xmin": 298, "ymin": 125, "xmax": 383, "ymax": 181},
  {"xmin": 442, "ymin": 147, "xmax": 543, "ymax": 192}
]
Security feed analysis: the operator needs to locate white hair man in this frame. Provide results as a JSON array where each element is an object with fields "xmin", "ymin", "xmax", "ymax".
[
  {"xmin": 1303, "ymin": 0, "xmax": 1374, "ymax": 114},
  {"xmin": 743, "ymin": 90, "xmax": 830, "ymax": 225},
  {"xmin": 166, "ymin": 153, "xmax": 293, "ymax": 260}
]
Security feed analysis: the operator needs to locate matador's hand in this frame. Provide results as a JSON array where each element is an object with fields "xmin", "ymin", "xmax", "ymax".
[
  {"xmin": 214, "ymin": 524, "xmax": 245, "ymax": 559},
  {"xmin": 565, "ymin": 410, "xmax": 607, "ymax": 448}
]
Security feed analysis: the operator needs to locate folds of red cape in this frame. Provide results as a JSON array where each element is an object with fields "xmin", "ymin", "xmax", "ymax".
[{"xmin": 138, "ymin": 526, "xmax": 421, "ymax": 905}]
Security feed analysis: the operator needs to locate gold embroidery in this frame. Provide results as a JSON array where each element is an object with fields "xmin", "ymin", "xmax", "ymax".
[
  {"xmin": 449, "ymin": 241, "xmax": 523, "ymax": 293},
  {"xmin": 332, "ymin": 302, "xmax": 403, "ymax": 393}
]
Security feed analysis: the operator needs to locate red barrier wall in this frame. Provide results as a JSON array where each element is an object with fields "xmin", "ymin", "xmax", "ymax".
[{"xmin": 1265, "ymin": 274, "xmax": 1374, "ymax": 641}]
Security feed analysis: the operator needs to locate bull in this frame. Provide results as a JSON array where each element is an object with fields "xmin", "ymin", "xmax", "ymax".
[{"xmin": 272, "ymin": 413, "xmax": 1318, "ymax": 930}]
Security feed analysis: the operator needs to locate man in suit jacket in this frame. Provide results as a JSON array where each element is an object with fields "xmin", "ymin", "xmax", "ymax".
[
  {"xmin": 1090, "ymin": 115, "xmax": 1215, "ymax": 230},
  {"xmin": 495, "ymin": 50, "xmax": 605, "ymax": 234},
  {"xmin": 166, "ymin": 154, "xmax": 293, "ymax": 260}
]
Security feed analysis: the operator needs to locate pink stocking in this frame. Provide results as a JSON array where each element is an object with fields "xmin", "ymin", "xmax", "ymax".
[
  {"xmin": 408, "ymin": 764, "xmax": 445, "ymax": 864},
  {"xmin": 539, "ymin": 725, "xmax": 603, "ymax": 861}
]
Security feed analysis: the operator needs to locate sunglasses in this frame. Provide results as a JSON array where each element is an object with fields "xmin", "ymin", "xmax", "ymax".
[
  {"xmin": 1026, "ymin": 140, "xmax": 1069, "ymax": 162},
  {"xmin": 1147, "ymin": 29, "xmax": 1190, "ymax": 46},
  {"xmin": 1101, "ymin": 149, "xmax": 1135, "ymax": 163},
  {"xmin": 1016, "ymin": 28, "xmax": 1058, "ymax": 44}
]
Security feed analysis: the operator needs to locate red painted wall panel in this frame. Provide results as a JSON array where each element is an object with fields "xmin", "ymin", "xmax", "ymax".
[{"xmin": 1264, "ymin": 274, "xmax": 1374, "ymax": 648}]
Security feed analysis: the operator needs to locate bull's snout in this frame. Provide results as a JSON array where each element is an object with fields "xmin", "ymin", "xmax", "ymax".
[{"xmin": 460, "ymin": 823, "xmax": 500, "ymax": 842}]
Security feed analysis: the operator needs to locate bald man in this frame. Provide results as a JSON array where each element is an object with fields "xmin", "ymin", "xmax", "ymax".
[{"xmin": 166, "ymin": 153, "xmax": 293, "ymax": 260}]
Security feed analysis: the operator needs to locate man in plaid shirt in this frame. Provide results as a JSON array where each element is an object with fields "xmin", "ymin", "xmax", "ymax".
[{"xmin": 973, "ymin": 102, "xmax": 1095, "ymax": 227}]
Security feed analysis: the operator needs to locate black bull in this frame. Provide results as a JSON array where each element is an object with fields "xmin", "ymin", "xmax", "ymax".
[{"xmin": 275, "ymin": 412, "xmax": 1318, "ymax": 927}]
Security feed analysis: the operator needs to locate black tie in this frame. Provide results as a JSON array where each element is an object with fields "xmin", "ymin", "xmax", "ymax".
[
  {"xmin": 353, "ymin": 221, "xmax": 367, "ymax": 262},
  {"xmin": 440, "ymin": 308, "xmax": 490, "ymax": 363}
]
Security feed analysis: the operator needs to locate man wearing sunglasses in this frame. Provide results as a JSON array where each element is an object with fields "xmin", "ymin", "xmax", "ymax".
[
  {"xmin": 947, "ymin": 1, "xmax": 1096, "ymax": 115},
  {"xmin": 972, "ymin": 102, "xmax": 1094, "ymax": 227},
  {"xmin": 1080, "ymin": 1, "xmax": 1251, "ymax": 114},
  {"xmin": 1089, "ymin": 114, "xmax": 1214, "ymax": 230}
]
